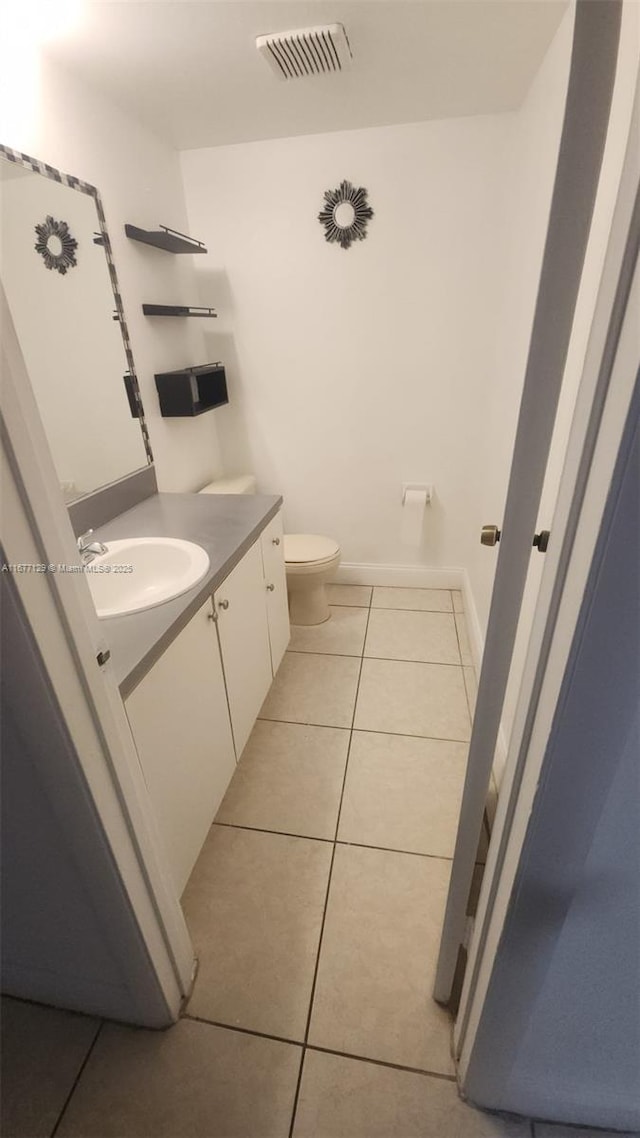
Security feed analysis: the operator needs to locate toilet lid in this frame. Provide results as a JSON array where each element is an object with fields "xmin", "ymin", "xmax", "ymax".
[{"xmin": 284, "ymin": 534, "xmax": 340, "ymax": 563}]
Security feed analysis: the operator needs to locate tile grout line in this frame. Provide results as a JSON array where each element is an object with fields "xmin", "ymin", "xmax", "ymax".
[
  {"xmin": 286, "ymin": 648, "xmax": 466, "ymax": 669},
  {"xmin": 450, "ymin": 594, "xmax": 465, "ymax": 672},
  {"xmin": 456, "ymin": 595, "xmax": 476, "ymax": 726},
  {"xmin": 257, "ymin": 716, "xmax": 471, "ymax": 746},
  {"xmin": 307, "ymin": 1042, "xmax": 457, "ymax": 1083},
  {"xmin": 184, "ymin": 1012, "xmax": 296, "ymax": 1049},
  {"xmin": 334, "ymin": 605, "xmax": 454, "ymax": 614},
  {"xmin": 50, "ymin": 1019, "xmax": 103, "ymax": 1137},
  {"xmin": 286, "ymin": 1034, "xmax": 307, "ymax": 1136},
  {"xmin": 462, "ymin": 667, "xmax": 475, "ymax": 724},
  {"xmin": 451, "ymin": 602, "xmax": 477, "ymax": 740},
  {"xmin": 287, "ymin": 593, "xmax": 374, "ymax": 1138},
  {"xmin": 182, "ymin": 1012, "xmax": 458, "ymax": 1083},
  {"xmin": 213, "ymin": 819, "xmax": 458, "ymax": 863},
  {"xmin": 213, "ymin": 819, "xmax": 334, "ymax": 845},
  {"xmin": 453, "ymin": 608, "xmax": 474, "ymax": 670}
]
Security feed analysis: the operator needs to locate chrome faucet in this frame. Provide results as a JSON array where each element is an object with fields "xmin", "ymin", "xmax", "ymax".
[{"xmin": 77, "ymin": 529, "xmax": 108, "ymax": 565}]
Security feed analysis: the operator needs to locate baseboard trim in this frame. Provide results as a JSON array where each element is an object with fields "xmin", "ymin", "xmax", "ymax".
[{"xmin": 334, "ymin": 563, "xmax": 465, "ymax": 589}]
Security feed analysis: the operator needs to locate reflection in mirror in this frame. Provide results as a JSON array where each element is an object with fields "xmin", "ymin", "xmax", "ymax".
[{"xmin": 0, "ymin": 147, "xmax": 152, "ymax": 504}]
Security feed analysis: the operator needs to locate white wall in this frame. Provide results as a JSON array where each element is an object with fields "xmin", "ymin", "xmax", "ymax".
[
  {"xmin": 181, "ymin": 114, "xmax": 516, "ymax": 568},
  {"xmin": 0, "ymin": 53, "xmax": 223, "ymax": 494}
]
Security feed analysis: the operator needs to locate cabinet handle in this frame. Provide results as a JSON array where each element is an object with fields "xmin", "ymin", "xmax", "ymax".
[
  {"xmin": 218, "ymin": 599, "xmax": 230, "ymax": 610},
  {"xmin": 272, "ymin": 537, "xmax": 280, "ymax": 546},
  {"xmin": 266, "ymin": 583, "xmax": 275, "ymax": 592},
  {"xmin": 207, "ymin": 610, "xmax": 217, "ymax": 622}
]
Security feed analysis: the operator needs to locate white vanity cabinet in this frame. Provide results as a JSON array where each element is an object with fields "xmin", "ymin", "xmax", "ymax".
[
  {"xmin": 213, "ymin": 539, "xmax": 273, "ymax": 759},
  {"xmin": 124, "ymin": 507, "xmax": 289, "ymax": 895},
  {"xmin": 124, "ymin": 598, "xmax": 236, "ymax": 897},
  {"xmin": 260, "ymin": 510, "xmax": 290, "ymax": 675},
  {"xmin": 213, "ymin": 510, "xmax": 290, "ymax": 756}
]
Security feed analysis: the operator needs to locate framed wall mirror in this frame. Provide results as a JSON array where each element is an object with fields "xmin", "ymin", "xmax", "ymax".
[{"xmin": 0, "ymin": 145, "xmax": 152, "ymax": 504}]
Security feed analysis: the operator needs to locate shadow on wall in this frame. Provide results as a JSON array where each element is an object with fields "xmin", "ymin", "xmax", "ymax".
[
  {"xmin": 199, "ymin": 266, "xmax": 294, "ymax": 496},
  {"xmin": 196, "ymin": 266, "xmax": 253, "ymax": 480},
  {"xmin": 202, "ymin": 330, "xmax": 255, "ymax": 480}
]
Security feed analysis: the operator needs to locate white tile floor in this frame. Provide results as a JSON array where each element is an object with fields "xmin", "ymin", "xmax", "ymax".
[{"xmin": 2, "ymin": 587, "xmax": 631, "ymax": 1137}]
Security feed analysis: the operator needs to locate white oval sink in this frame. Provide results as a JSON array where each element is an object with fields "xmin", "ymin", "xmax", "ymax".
[{"xmin": 86, "ymin": 537, "xmax": 210, "ymax": 618}]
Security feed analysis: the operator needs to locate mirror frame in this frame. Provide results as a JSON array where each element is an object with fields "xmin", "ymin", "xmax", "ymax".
[
  {"xmin": 0, "ymin": 142, "xmax": 154, "ymax": 473},
  {"xmin": 318, "ymin": 179, "xmax": 374, "ymax": 251}
]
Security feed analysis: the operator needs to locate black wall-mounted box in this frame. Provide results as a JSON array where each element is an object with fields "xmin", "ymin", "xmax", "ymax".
[{"xmin": 154, "ymin": 363, "xmax": 228, "ymax": 417}]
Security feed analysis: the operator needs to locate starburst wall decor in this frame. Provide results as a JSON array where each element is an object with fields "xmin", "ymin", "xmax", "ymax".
[
  {"xmin": 34, "ymin": 215, "xmax": 78, "ymax": 275},
  {"xmin": 318, "ymin": 180, "xmax": 374, "ymax": 250}
]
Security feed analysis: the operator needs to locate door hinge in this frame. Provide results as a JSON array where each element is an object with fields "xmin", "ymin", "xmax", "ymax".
[{"xmin": 463, "ymin": 915, "xmax": 475, "ymax": 951}]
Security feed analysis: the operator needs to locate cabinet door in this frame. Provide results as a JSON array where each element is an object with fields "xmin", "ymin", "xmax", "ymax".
[
  {"xmin": 260, "ymin": 510, "xmax": 290, "ymax": 675},
  {"xmin": 214, "ymin": 540, "xmax": 273, "ymax": 759},
  {"xmin": 125, "ymin": 598, "xmax": 235, "ymax": 897}
]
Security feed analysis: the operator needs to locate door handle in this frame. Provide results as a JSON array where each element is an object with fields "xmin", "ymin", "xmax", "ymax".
[
  {"xmin": 266, "ymin": 583, "xmax": 275, "ymax": 592},
  {"xmin": 272, "ymin": 537, "xmax": 280, "ymax": 546},
  {"xmin": 480, "ymin": 525, "xmax": 501, "ymax": 547},
  {"xmin": 533, "ymin": 530, "xmax": 550, "ymax": 553},
  {"xmin": 218, "ymin": 599, "xmax": 230, "ymax": 610}
]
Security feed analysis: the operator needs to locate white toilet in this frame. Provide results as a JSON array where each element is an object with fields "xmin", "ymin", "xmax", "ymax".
[
  {"xmin": 284, "ymin": 534, "xmax": 341, "ymax": 625},
  {"xmin": 198, "ymin": 475, "xmax": 340, "ymax": 625}
]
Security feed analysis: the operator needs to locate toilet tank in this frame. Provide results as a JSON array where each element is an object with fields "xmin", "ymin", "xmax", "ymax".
[{"xmin": 199, "ymin": 474, "xmax": 256, "ymax": 495}]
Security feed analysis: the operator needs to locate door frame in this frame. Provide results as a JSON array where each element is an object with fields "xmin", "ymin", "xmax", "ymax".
[
  {"xmin": 434, "ymin": 0, "xmax": 625, "ymax": 1004},
  {"xmin": 454, "ymin": 81, "xmax": 640, "ymax": 1065},
  {"xmin": 1, "ymin": 283, "xmax": 196, "ymax": 1021}
]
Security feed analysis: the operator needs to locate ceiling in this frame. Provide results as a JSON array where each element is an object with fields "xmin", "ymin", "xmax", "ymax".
[{"xmin": 46, "ymin": 1, "xmax": 569, "ymax": 151}]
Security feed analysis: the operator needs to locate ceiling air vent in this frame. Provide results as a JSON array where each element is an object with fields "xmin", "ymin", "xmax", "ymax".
[{"xmin": 256, "ymin": 24, "xmax": 352, "ymax": 81}]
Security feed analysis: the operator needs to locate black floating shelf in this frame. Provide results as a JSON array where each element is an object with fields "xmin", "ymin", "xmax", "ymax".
[
  {"xmin": 155, "ymin": 363, "xmax": 228, "ymax": 417},
  {"xmin": 125, "ymin": 224, "xmax": 207, "ymax": 254},
  {"xmin": 142, "ymin": 304, "xmax": 217, "ymax": 318}
]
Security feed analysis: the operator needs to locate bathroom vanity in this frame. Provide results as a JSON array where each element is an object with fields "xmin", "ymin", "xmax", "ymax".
[{"xmin": 92, "ymin": 492, "xmax": 289, "ymax": 895}]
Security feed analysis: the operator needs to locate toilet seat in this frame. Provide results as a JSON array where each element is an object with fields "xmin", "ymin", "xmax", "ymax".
[{"xmin": 284, "ymin": 534, "xmax": 340, "ymax": 565}]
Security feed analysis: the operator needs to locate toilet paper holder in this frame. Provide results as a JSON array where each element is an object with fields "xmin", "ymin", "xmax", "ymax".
[{"xmin": 402, "ymin": 483, "xmax": 433, "ymax": 505}]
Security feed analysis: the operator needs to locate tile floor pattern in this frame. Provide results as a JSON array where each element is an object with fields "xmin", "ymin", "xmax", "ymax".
[{"xmin": 2, "ymin": 587, "xmax": 635, "ymax": 1138}]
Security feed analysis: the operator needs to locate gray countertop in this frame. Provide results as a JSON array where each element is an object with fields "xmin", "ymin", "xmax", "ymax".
[{"xmin": 93, "ymin": 492, "xmax": 282, "ymax": 698}]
